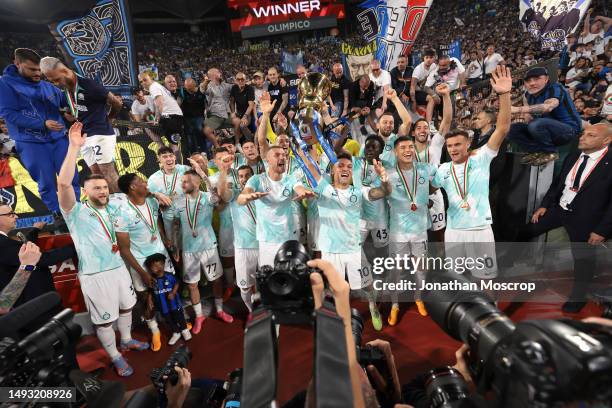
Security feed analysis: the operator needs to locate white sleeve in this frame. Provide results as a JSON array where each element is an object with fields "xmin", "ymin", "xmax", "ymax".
[
  {"xmin": 412, "ymin": 65, "xmax": 423, "ymax": 79},
  {"xmin": 476, "ymin": 144, "xmax": 499, "ymax": 160},
  {"xmin": 149, "ymin": 83, "xmax": 163, "ymax": 99},
  {"xmin": 425, "ymin": 70, "xmax": 436, "ymax": 88},
  {"xmin": 382, "ymin": 71, "xmax": 392, "ymax": 87},
  {"xmin": 361, "ymin": 186, "xmax": 372, "ymax": 202},
  {"xmin": 454, "ymin": 58, "xmax": 466, "ymax": 74},
  {"xmin": 130, "ymin": 101, "xmax": 139, "ymax": 115}
]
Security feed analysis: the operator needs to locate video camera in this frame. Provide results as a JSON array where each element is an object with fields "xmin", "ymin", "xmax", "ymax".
[
  {"xmin": 0, "ymin": 292, "xmax": 125, "ymax": 408},
  {"xmin": 244, "ymin": 240, "xmax": 355, "ymax": 407},
  {"xmin": 422, "ymin": 272, "xmax": 612, "ymax": 407}
]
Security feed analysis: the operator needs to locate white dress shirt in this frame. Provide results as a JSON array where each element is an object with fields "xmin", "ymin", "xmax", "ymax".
[{"xmin": 559, "ymin": 146, "xmax": 608, "ymax": 210}]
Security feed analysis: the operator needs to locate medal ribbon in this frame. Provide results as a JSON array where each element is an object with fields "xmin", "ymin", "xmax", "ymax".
[
  {"xmin": 450, "ymin": 159, "xmax": 469, "ymax": 202},
  {"xmin": 64, "ymin": 79, "xmax": 79, "ymax": 119},
  {"xmin": 569, "ymin": 147, "xmax": 608, "ymax": 192},
  {"xmin": 415, "ymin": 145, "xmax": 429, "ymax": 163},
  {"xmin": 163, "ymin": 170, "xmax": 178, "ymax": 195},
  {"xmin": 128, "ymin": 199, "xmax": 157, "ymax": 235},
  {"xmin": 246, "ymin": 202, "xmax": 257, "ymax": 224},
  {"xmin": 86, "ymin": 203, "xmax": 117, "ymax": 246},
  {"xmin": 396, "ymin": 164, "xmax": 418, "ymax": 205},
  {"xmin": 185, "ymin": 192, "xmax": 202, "ymax": 234}
]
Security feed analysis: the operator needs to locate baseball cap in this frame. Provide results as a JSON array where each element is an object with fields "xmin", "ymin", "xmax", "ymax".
[
  {"xmin": 524, "ymin": 66, "xmax": 548, "ymax": 80},
  {"xmin": 253, "ymin": 71, "xmax": 264, "ymax": 78}
]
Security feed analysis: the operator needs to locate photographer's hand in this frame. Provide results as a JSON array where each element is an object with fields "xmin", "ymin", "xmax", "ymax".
[
  {"xmin": 365, "ymin": 339, "xmax": 401, "ymax": 404},
  {"xmin": 452, "ymin": 344, "xmax": 473, "ymax": 384},
  {"xmin": 308, "ymin": 259, "xmax": 365, "ymax": 408},
  {"xmin": 165, "ymin": 366, "xmax": 191, "ymax": 408}
]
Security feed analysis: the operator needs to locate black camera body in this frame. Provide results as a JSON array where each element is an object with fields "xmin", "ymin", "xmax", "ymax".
[
  {"xmin": 424, "ymin": 271, "xmax": 612, "ymax": 407},
  {"xmin": 255, "ymin": 240, "xmax": 316, "ymax": 325},
  {"xmin": 150, "ymin": 345, "xmax": 192, "ymax": 394}
]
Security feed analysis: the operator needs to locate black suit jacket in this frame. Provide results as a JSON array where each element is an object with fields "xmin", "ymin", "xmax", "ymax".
[
  {"xmin": 0, "ymin": 228, "xmax": 76, "ymax": 309},
  {"xmin": 541, "ymin": 146, "xmax": 612, "ymax": 239}
]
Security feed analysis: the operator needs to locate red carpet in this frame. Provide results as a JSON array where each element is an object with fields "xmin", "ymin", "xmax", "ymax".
[{"xmin": 76, "ymin": 295, "xmax": 603, "ymax": 404}]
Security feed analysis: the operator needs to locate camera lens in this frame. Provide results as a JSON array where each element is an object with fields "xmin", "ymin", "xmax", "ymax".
[
  {"xmin": 268, "ymin": 270, "xmax": 297, "ymax": 296},
  {"xmin": 350, "ymin": 308, "xmax": 364, "ymax": 347},
  {"xmin": 424, "ymin": 272, "xmax": 515, "ymax": 362},
  {"xmin": 19, "ymin": 309, "xmax": 82, "ymax": 363},
  {"xmin": 274, "ymin": 240, "xmax": 310, "ymax": 270},
  {"xmin": 425, "ymin": 366, "xmax": 471, "ymax": 408}
]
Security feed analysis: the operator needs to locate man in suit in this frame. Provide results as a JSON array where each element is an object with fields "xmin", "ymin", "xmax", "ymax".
[
  {"xmin": 521, "ymin": 122, "xmax": 611, "ymax": 313},
  {"xmin": 0, "ymin": 203, "xmax": 76, "ymax": 313}
]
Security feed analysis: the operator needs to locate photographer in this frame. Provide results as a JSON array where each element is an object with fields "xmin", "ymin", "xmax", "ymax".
[{"xmin": 0, "ymin": 203, "xmax": 76, "ymax": 313}]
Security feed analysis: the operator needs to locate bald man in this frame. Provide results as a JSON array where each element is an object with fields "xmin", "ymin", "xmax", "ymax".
[
  {"xmin": 521, "ymin": 122, "xmax": 612, "ymax": 313},
  {"xmin": 201, "ymin": 68, "xmax": 233, "ymax": 131},
  {"xmin": 329, "ymin": 63, "xmax": 350, "ymax": 118},
  {"xmin": 40, "ymin": 56, "xmax": 123, "ymax": 192},
  {"xmin": 179, "ymin": 77, "xmax": 207, "ymax": 156}
]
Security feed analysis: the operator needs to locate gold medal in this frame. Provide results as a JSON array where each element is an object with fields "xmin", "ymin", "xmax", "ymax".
[
  {"xmin": 192, "ymin": 231, "xmax": 198, "ymax": 237},
  {"xmin": 460, "ymin": 201, "xmax": 470, "ymax": 210}
]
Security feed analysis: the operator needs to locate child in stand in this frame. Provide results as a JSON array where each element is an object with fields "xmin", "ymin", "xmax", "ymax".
[{"xmin": 144, "ymin": 253, "xmax": 192, "ymax": 345}]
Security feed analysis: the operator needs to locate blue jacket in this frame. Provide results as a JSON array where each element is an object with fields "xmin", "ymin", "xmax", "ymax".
[{"xmin": 0, "ymin": 65, "xmax": 67, "ymax": 143}]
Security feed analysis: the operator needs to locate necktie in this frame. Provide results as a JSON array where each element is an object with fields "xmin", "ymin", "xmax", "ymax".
[{"xmin": 571, "ymin": 155, "xmax": 590, "ymax": 191}]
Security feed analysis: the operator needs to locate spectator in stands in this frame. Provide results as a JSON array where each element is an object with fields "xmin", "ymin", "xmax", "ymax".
[
  {"xmin": 201, "ymin": 68, "xmax": 233, "ymax": 131},
  {"xmin": 0, "ymin": 48, "xmax": 80, "ymax": 219},
  {"xmin": 0, "ymin": 203, "xmax": 76, "ymax": 313},
  {"xmin": 164, "ymin": 75, "xmax": 180, "ymax": 101},
  {"xmin": 41, "ymin": 56, "xmax": 123, "ymax": 193},
  {"xmin": 252, "ymin": 71, "xmax": 266, "ymax": 121},
  {"xmin": 424, "ymin": 55, "xmax": 466, "ymax": 121},
  {"xmin": 410, "ymin": 48, "xmax": 438, "ymax": 122},
  {"xmin": 349, "ymin": 74, "xmax": 376, "ymax": 139},
  {"xmin": 130, "ymin": 88, "xmax": 154, "ymax": 122},
  {"xmin": 265, "ymin": 67, "xmax": 288, "ymax": 123},
  {"xmin": 390, "ymin": 55, "xmax": 413, "ymax": 109},
  {"xmin": 139, "ymin": 71, "xmax": 184, "ymax": 162},
  {"xmin": 179, "ymin": 77, "xmax": 207, "ymax": 156},
  {"xmin": 483, "ymin": 45, "xmax": 505, "ymax": 78},
  {"xmin": 0, "ymin": 119, "xmax": 15, "ymax": 155},
  {"xmin": 509, "ymin": 67, "xmax": 582, "ymax": 166},
  {"xmin": 522, "ymin": 122, "xmax": 611, "ymax": 313},
  {"xmin": 565, "ymin": 57, "xmax": 592, "ymax": 94},
  {"xmin": 582, "ymin": 100, "xmax": 605, "ymax": 124},
  {"xmin": 369, "ymin": 59, "xmax": 392, "ymax": 115},
  {"xmin": 130, "ymin": 88, "xmax": 165, "ymax": 151},
  {"xmin": 229, "ymin": 72, "xmax": 255, "ymax": 144},
  {"xmin": 329, "ymin": 63, "xmax": 350, "ymax": 118},
  {"xmin": 466, "ymin": 50, "xmax": 484, "ymax": 85},
  {"xmin": 578, "ymin": 10, "xmax": 611, "ymax": 58}
]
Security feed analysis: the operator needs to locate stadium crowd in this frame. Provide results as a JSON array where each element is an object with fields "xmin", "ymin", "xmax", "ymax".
[{"xmin": 0, "ymin": 2, "xmax": 610, "ymax": 404}]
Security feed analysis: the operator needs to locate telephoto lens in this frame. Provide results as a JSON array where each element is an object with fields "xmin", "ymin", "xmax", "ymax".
[
  {"xmin": 423, "ymin": 272, "xmax": 515, "ymax": 364},
  {"xmin": 425, "ymin": 366, "xmax": 474, "ymax": 408}
]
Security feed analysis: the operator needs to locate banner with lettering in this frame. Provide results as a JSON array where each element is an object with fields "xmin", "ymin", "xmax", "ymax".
[
  {"xmin": 49, "ymin": 0, "xmax": 138, "ymax": 97},
  {"xmin": 340, "ymin": 41, "xmax": 377, "ymax": 81},
  {"xmin": 437, "ymin": 39, "xmax": 462, "ymax": 61},
  {"xmin": 5, "ymin": 129, "xmax": 162, "ymax": 228},
  {"xmin": 356, "ymin": 0, "xmax": 434, "ymax": 70},
  {"xmin": 519, "ymin": 0, "xmax": 592, "ymax": 51}
]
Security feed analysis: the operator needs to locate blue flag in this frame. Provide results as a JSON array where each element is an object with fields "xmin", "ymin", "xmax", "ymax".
[{"xmin": 49, "ymin": 0, "xmax": 137, "ymax": 97}]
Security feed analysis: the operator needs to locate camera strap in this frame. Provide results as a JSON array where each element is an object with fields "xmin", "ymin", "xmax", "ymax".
[
  {"xmin": 242, "ymin": 308, "xmax": 278, "ymax": 408},
  {"xmin": 314, "ymin": 301, "xmax": 354, "ymax": 408}
]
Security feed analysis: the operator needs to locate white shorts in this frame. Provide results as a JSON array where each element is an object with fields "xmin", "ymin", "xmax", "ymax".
[
  {"xmin": 219, "ymin": 227, "xmax": 235, "ymax": 258},
  {"xmin": 429, "ymin": 190, "xmax": 446, "ymax": 231},
  {"xmin": 307, "ymin": 216, "xmax": 320, "ymax": 252},
  {"xmin": 235, "ymin": 248, "xmax": 259, "ymax": 288},
  {"xmin": 360, "ymin": 220, "xmax": 389, "ymax": 248},
  {"xmin": 81, "ymin": 134, "xmax": 117, "ymax": 167},
  {"xmin": 259, "ymin": 241, "xmax": 284, "ymax": 268},
  {"xmin": 445, "ymin": 226, "xmax": 497, "ymax": 279},
  {"xmin": 183, "ymin": 249, "xmax": 223, "ymax": 283},
  {"xmin": 79, "ymin": 266, "xmax": 137, "ymax": 325},
  {"xmin": 321, "ymin": 251, "xmax": 373, "ymax": 290},
  {"xmin": 129, "ymin": 255, "xmax": 175, "ymax": 292}
]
